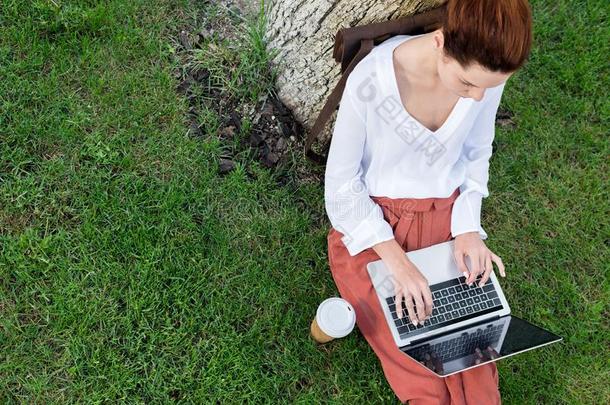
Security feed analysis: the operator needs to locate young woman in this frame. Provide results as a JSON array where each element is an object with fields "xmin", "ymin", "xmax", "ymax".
[{"xmin": 324, "ymin": 0, "xmax": 532, "ymax": 403}]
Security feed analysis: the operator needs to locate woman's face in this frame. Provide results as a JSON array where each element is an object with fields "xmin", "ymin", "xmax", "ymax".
[{"xmin": 433, "ymin": 31, "xmax": 513, "ymax": 101}]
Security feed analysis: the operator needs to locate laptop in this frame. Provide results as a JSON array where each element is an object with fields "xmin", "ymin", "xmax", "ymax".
[{"xmin": 366, "ymin": 239, "xmax": 562, "ymax": 377}]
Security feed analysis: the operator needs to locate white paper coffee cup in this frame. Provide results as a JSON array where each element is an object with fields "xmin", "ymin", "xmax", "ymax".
[{"xmin": 314, "ymin": 297, "xmax": 356, "ymax": 340}]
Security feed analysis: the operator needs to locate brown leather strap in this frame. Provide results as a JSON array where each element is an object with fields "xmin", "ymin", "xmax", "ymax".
[
  {"xmin": 334, "ymin": 5, "xmax": 446, "ymax": 71},
  {"xmin": 305, "ymin": 38, "xmax": 374, "ymax": 165}
]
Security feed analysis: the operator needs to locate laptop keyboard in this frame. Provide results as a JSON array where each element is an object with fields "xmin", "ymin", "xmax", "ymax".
[
  {"xmin": 385, "ymin": 274, "xmax": 504, "ymax": 340},
  {"xmin": 404, "ymin": 323, "xmax": 503, "ymax": 364}
]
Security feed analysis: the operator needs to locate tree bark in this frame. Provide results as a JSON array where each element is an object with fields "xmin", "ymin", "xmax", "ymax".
[{"xmin": 263, "ymin": 0, "xmax": 447, "ymax": 148}]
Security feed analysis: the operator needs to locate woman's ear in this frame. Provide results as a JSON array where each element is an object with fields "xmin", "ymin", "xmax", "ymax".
[{"xmin": 432, "ymin": 29, "xmax": 444, "ymax": 50}]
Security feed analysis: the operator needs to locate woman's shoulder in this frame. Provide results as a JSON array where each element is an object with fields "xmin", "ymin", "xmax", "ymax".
[
  {"xmin": 344, "ymin": 55, "xmax": 377, "ymax": 95},
  {"xmin": 345, "ymin": 35, "xmax": 408, "ymax": 96}
]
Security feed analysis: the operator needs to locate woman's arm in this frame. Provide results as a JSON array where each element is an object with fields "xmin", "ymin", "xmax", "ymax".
[
  {"xmin": 451, "ymin": 82, "xmax": 508, "ymax": 287},
  {"xmin": 324, "ymin": 78, "xmax": 396, "ymax": 257},
  {"xmin": 324, "ymin": 80, "xmax": 435, "ymax": 323},
  {"xmin": 451, "ymin": 82, "xmax": 507, "ymax": 240}
]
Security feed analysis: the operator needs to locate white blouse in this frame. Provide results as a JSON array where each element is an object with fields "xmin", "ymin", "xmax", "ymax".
[{"xmin": 324, "ymin": 34, "xmax": 506, "ymax": 256}]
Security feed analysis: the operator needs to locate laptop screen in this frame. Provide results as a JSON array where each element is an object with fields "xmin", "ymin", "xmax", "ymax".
[{"xmin": 400, "ymin": 315, "xmax": 562, "ymax": 377}]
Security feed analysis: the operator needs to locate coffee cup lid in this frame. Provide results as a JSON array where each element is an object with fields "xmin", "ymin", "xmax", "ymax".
[{"xmin": 316, "ymin": 297, "xmax": 356, "ymax": 338}]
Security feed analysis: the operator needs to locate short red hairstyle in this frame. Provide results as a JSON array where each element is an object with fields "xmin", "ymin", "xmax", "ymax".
[{"xmin": 440, "ymin": 0, "xmax": 533, "ymax": 73}]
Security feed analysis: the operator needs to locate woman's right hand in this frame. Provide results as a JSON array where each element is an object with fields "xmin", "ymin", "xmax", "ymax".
[
  {"xmin": 372, "ymin": 238, "xmax": 433, "ymax": 326},
  {"xmin": 387, "ymin": 258, "xmax": 433, "ymax": 326}
]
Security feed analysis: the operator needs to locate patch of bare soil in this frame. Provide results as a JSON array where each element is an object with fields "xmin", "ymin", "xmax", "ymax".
[{"xmin": 169, "ymin": 1, "xmax": 324, "ymax": 188}]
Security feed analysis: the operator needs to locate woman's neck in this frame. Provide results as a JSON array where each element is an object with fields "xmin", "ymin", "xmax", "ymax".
[{"xmin": 396, "ymin": 32, "xmax": 441, "ymax": 90}]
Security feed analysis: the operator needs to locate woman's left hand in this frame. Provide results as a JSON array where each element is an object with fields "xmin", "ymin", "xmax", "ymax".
[{"xmin": 454, "ymin": 231, "xmax": 506, "ymax": 287}]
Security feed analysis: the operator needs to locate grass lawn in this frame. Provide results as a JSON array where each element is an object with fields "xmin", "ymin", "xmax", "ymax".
[{"xmin": 0, "ymin": 0, "xmax": 608, "ymax": 403}]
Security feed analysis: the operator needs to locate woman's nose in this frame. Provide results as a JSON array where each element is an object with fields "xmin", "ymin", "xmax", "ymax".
[{"xmin": 471, "ymin": 89, "xmax": 486, "ymax": 101}]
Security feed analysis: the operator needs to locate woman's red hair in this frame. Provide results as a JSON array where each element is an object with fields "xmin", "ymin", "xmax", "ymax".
[{"xmin": 441, "ymin": 0, "xmax": 533, "ymax": 73}]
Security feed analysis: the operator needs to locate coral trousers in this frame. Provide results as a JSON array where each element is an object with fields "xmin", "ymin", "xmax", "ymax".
[{"xmin": 327, "ymin": 187, "xmax": 501, "ymax": 404}]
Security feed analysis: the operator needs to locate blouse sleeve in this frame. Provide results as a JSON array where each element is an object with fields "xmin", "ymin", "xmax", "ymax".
[
  {"xmin": 324, "ymin": 81, "xmax": 396, "ymax": 256},
  {"xmin": 451, "ymin": 82, "xmax": 506, "ymax": 240}
]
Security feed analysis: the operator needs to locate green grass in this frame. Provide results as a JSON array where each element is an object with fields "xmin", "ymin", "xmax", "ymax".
[{"xmin": 0, "ymin": 0, "xmax": 608, "ymax": 403}]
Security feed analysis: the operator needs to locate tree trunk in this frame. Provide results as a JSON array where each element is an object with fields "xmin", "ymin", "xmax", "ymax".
[{"xmin": 263, "ymin": 0, "xmax": 447, "ymax": 149}]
